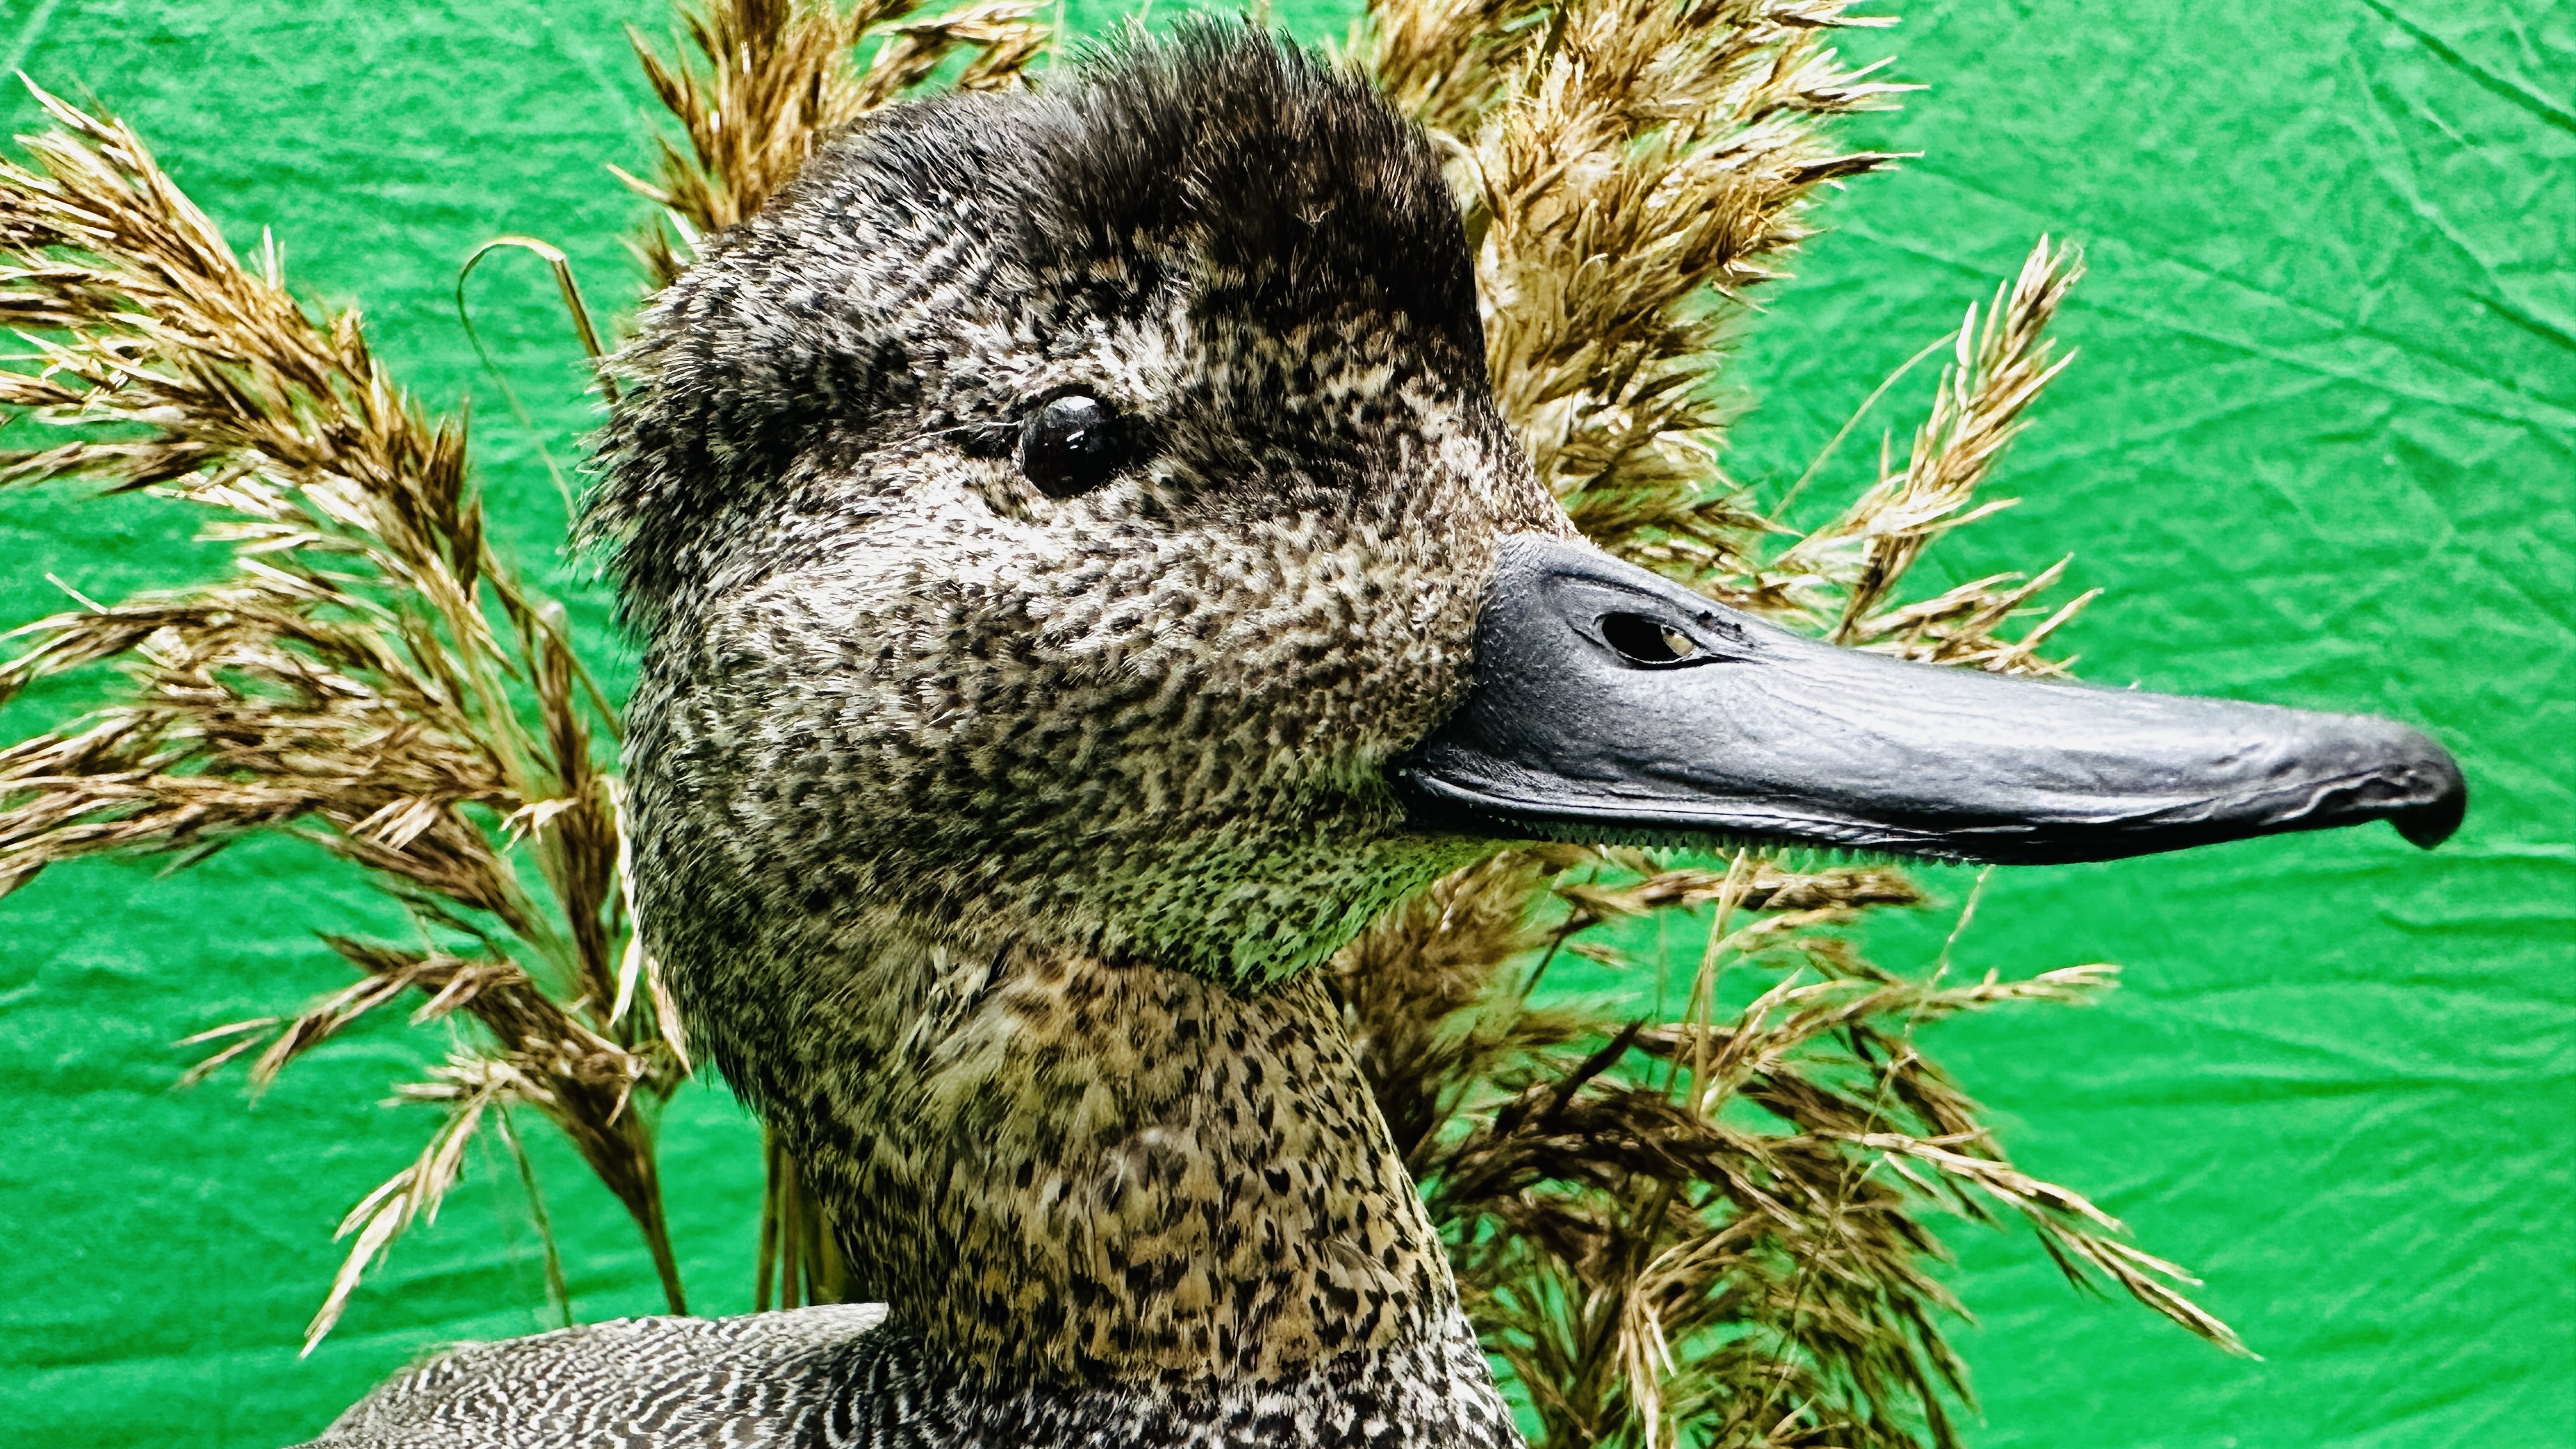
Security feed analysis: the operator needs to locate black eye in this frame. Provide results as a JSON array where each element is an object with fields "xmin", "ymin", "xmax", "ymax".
[{"xmin": 1020, "ymin": 394, "xmax": 1125, "ymax": 498}]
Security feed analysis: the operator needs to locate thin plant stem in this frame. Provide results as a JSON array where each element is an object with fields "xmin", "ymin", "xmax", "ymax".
[
  {"xmin": 1768, "ymin": 328, "xmax": 1958, "ymax": 524},
  {"xmin": 497, "ymin": 1105, "xmax": 575, "ymax": 1329}
]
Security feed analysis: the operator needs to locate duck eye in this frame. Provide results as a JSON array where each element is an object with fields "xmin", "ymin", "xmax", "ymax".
[
  {"xmin": 1020, "ymin": 394, "xmax": 1124, "ymax": 498},
  {"xmin": 1600, "ymin": 612, "xmax": 1700, "ymax": 666}
]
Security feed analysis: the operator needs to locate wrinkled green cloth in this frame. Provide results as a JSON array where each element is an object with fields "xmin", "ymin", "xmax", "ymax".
[{"xmin": 1, "ymin": 3, "xmax": 2566, "ymax": 1446}]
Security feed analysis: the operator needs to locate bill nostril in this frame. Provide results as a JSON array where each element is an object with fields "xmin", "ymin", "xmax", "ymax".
[{"xmin": 1600, "ymin": 612, "xmax": 1698, "ymax": 666}]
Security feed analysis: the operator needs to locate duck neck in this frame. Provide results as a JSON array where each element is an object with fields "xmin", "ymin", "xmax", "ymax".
[{"xmin": 723, "ymin": 928, "xmax": 1491, "ymax": 1409}]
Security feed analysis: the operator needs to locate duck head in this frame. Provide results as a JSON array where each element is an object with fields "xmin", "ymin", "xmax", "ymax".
[
  {"xmin": 592, "ymin": 26, "xmax": 2460, "ymax": 990},
  {"xmin": 586, "ymin": 23, "xmax": 2462, "ymax": 1397}
]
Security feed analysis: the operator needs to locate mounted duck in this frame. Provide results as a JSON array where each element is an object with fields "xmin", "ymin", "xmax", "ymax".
[{"xmin": 303, "ymin": 26, "xmax": 2462, "ymax": 1449}]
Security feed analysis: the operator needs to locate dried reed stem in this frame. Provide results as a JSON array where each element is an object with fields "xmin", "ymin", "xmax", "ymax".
[{"xmin": 756, "ymin": 1124, "xmax": 855, "ymax": 1311}]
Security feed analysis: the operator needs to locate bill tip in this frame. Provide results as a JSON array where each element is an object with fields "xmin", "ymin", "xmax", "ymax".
[{"xmin": 2390, "ymin": 744, "xmax": 2467, "ymax": 850}]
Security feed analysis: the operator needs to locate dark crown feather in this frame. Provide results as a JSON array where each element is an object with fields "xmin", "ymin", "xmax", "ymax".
[{"xmin": 584, "ymin": 23, "xmax": 1480, "ymax": 623}]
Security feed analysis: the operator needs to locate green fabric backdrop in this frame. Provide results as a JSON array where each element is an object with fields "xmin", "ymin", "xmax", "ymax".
[{"xmin": 1, "ymin": 2, "xmax": 2567, "ymax": 1445}]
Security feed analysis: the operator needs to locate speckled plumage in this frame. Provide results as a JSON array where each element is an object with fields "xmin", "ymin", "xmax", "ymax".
[
  {"xmin": 308, "ymin": 28, "xmax": 1556, "ymax": 1449},
  {"xmin": 307, "ymin": 1304, "xmax": 1512, "ymax": 1448}
]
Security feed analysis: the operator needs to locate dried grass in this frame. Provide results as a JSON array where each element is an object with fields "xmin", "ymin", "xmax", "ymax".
[
  {"xmin": 1336, "ymin": 852, "xmax": 2247, "ymax": 1449},
  {"xmin": 1781, "ymin": 240, "xmax": 2090, "ymax": 657},
  {"xmin": 0, "ymin": 81, "xmax": 686, "ymax": 1349},
  {"xmin": 618, "ymin": 0, "xmax": 1047, "ymax": 288},
  {"xmin": 1, "ymin": 0, "xmax": 1043, "ymax": 1349},
  {"xmin": 1374, "ymin": 0, "xmax": 1908, "ymax": 595},
  {"xmin": 1340, "ymin": 4, "xmax": 2234, "ymax": 1444}
]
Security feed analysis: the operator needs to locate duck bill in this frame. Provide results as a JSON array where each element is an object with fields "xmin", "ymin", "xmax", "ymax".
[{"xmin": 1393, "ymin": 537, "xmax": 2466, "ymax": 865}]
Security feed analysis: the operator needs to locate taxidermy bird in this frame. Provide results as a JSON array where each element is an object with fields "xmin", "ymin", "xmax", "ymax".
[{"xmin": 302, "ymin": 26, "xmax": 2463, "ymax": 1449}]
